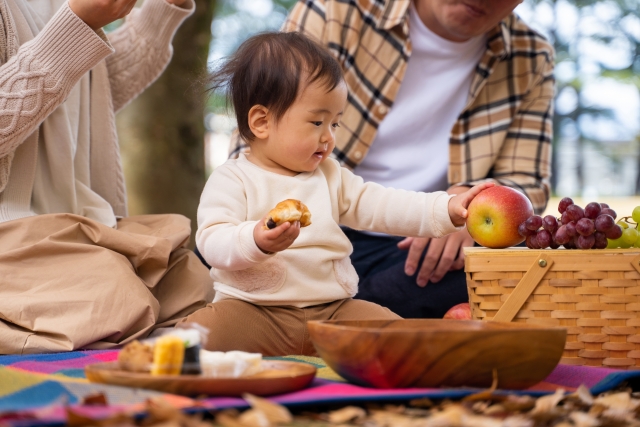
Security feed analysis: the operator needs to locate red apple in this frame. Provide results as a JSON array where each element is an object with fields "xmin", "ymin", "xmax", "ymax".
[
  {"xmin": 443, "ymin": 303, "xmax": 472, "ymax": 320},
  {"xmin": 466, "ymin": 186, "xmax": 534, "ymax": 249}
]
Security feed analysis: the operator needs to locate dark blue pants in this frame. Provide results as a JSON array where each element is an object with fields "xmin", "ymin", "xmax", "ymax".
[{"xmin": 344, "ymin": 229, "xmax": 468, "ymax": 319}]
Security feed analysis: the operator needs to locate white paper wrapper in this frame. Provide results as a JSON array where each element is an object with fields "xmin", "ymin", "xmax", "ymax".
[{"xmin": 199, "ymin": 350, "xmax": 263, "ymax": 378}]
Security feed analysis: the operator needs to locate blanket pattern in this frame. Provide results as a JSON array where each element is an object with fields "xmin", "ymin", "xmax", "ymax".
[{"xmin": 0, "ymin": 350, "xmax": 639, "ymax": 426}]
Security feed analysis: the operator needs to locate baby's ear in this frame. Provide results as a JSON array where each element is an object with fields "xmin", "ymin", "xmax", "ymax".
[{"xmin": 248, "ymin": 105, "xmax": 270, "ymax": 140}]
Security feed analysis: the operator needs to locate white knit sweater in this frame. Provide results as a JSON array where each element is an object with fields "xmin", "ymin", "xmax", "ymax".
[
  {"xmin": 197, "ymin": 154, "xmax": 460, "ymax": 307},
  {"xmin": 0, "ymin": 0, "xmax": 193, "ymax": 225}
]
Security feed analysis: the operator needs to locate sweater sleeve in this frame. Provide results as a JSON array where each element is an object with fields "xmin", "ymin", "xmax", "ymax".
[
  {"xmin": 196, "ymin": 165, "xmax": 273, "ymax": 271},
  {"xmin": 336, "ymin": 163, "xmax": 461, "ymax": 238},
  {"xmin": 0, "ymin": 3, "xmax": 113, "ymax": 159},
  {"xmin": 105, "ymin": 0, "xmax": 194, "ymax": 113}
]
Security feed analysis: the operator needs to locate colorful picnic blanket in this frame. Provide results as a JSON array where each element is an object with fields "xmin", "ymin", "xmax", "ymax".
[{"xmin": 1, "ymin": 350, "xmax": 639, "ymax": 426}]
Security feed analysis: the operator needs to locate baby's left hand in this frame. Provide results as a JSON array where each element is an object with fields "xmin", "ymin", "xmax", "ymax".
[{"xmin": 447, "ymin": 182, "xmax": 495, "ymax": 226}]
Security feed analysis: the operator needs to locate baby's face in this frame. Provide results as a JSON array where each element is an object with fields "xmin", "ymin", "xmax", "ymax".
[{"xmin": 259, "ymin": 79, "xmax": 348, "ymax": 176}]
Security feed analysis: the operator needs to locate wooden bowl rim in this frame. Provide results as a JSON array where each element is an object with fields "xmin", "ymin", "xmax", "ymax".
[{"xmin": 307, "ymin": 319, "xmax": 568, "ymax": 335}]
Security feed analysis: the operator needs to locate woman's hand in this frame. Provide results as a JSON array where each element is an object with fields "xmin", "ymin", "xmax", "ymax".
[
  {"xmin": 253, "ymin": 218, "xmax": 301, "ymax": 254},
  {"xmin": 69, "ymin": 0, "xmax": 137, "ymax": 30}
]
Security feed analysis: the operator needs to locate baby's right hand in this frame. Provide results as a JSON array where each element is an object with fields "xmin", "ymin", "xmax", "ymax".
[{"xmin": 253, "ymin": 217, "xmax": 300, "ymax": 254}]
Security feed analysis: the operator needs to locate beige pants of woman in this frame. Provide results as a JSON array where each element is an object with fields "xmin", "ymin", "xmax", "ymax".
[
  {"xmin": 0, "ymin": 213, "xmax": 214, "ymax": 354},
  {"xmin": 182, "ymin": 298, "xmax": 401, "ymax": 356}
]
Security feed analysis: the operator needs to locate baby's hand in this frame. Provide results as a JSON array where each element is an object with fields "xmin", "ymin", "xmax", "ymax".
[
  {"xmin": 447, "ymin": 182, "xmax": 495, "ymax": 226},
  {"xmin": 253, "ymin": 216, "xmax": 300, "ymax": 254}
]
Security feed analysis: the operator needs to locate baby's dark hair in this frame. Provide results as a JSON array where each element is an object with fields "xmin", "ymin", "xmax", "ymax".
[{"xmin": 208, "ymin": 32, "xmax": 344, "ymax": 141}]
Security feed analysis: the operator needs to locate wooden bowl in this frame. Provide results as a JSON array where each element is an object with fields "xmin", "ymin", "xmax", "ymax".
[
  {"xmin": 308, "ymin": 319, "xmax": 566, "ymax": 390},
  {"xmin": 85, "ymin": 360, "xmax": 316, "ymax": 396}
]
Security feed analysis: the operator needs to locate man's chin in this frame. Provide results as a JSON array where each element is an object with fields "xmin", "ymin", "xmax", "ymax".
[{"xmin": 442, "ymin": 20, "xmax": 487, "ymax": 41}]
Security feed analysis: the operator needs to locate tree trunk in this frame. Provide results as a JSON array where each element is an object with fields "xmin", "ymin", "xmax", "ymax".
[{"xmin": 116, "ymin": 0, "xmax": 216, "ymax": 248}]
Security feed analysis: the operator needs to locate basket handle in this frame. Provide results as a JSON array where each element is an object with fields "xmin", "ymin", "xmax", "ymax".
[
  {"xmin": 490, "ymin": 253, "xmax": 554, "ymax": 322},
  {"xmin": 631, "ymin": 254, "xmax": 640, "ymax": 275}
]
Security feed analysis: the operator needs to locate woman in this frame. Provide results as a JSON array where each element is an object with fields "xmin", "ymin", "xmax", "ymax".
[{"xmin": 0, "ymin": 0, "xmax": 213, "ymax": 354}]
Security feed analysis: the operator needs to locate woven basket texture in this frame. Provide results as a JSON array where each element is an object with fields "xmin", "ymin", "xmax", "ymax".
[{"xmin": 465, "ymin": 248, "xmax": 640, "ymax": 368}]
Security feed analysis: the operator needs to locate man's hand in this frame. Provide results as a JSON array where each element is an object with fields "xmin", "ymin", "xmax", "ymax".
[
  {"xmin": 398, "ymin": 182, "xmax": 493, "ymax": 287},
  {"xmin": 398, "ymin": 228, "xmax": 474, "ymax": 286},
  {"xmin": 69, "ymin": 0, "xmax": 137, "ymax": 30},
  {"xmin": 253, "ymin": 218, "xmax": 300, "ymax": 254}
]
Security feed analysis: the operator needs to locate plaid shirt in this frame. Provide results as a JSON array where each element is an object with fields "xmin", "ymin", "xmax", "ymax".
[{"xmin": 230, "ymin": 0, "xmax": 554, "ymax": 213}]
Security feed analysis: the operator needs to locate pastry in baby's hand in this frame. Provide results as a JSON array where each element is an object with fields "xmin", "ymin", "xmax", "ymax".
[{"xmin": 263, "ymin": 199, "xmax": 312, "ymax": 230}]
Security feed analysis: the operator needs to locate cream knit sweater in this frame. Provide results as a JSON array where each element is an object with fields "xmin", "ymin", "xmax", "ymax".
[
  {"xmin": 0, "ymin": 0, "xmax": 192, "ymax": 225},
  {"xmin": 197, "ymin": 154, "xmax": 460, "ymax": 307}
]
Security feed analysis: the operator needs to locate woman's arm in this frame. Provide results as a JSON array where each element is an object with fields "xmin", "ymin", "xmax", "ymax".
[
  {"xmin": 0, "ymin": 4, "xmax": 113, "ymax": 159},
  {"xmin": 105, "ymin": 0, "xmax": 194, "ymax": 113}
]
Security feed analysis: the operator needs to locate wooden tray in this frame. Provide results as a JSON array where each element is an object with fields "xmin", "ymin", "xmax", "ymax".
[{"xmin": 85, "ymin": 360, "xmax": 316, "ymax": 396}]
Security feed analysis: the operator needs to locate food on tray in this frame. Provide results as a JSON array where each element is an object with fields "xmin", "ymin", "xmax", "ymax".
[
  {"xmin": 263, "ymin": 199, "xmax": 311, "ymax": 230},
  {"xmin": 518, "ymin": 198, "xmax": 630, "ymax": 249},
  {"xmin": 174, "ymin": 328, "xmax": 202, "ymax": 375},
  {"xmin": 200, "ymin": 350, "xmax": 263, "ymax": 378},
  {"xmin": 442, "ymin": 302, "xmax": 472, "ymax": 320},
  {"xmin": 151, "ymin": 336, "xmax": 185, "ymax": 375},
  {"xmin": 115, "ymin": 326, "xmax": 266, "ymax": 379},
  {"xmin": 466, "ymin": 186, "xmax": 533, "ymax": 249},
  {"xmin": 117, "ymin": 340, "xmax": 153, "ymax": 372}
]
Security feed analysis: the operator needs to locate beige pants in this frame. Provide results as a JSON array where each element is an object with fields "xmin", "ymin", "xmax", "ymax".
[
  {"xmin": 181, "ymin": 298, "xmax": 401, "ymax": 356},
  {"xmin": 0, "ymin": 213, "xmax": 214, "ymax": 354}
]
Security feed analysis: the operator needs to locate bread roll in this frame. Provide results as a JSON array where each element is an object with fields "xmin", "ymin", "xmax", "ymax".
[{"xmin": 263, "ymin": 199, "xmax": 312, "ymax": 230}]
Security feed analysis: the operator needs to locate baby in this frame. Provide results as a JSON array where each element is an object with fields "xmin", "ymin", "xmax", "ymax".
[{"xmin": 182, "ymin": 32, "xmax": 492, "ymax": 355}]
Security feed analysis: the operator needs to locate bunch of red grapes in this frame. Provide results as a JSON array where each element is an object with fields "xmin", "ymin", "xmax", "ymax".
[{"xmin": 518, "ymin": 197, "xmax": 622, "ymax": 250}]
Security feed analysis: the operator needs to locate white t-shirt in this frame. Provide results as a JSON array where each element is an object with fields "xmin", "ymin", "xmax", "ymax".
[{"xmin": 354, "ymin": 2, "xmax": 487, "ymax": 194}]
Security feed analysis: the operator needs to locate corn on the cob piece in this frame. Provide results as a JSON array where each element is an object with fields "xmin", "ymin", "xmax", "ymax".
[{"xmin": 151, "ymin": 336, "xmax": 185, "ymax": 375}]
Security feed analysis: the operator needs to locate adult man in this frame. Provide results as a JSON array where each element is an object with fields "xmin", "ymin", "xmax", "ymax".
[
  {"xmin": 0, "ymin": 0, "xmax": 213, "ymax": 354},
  {"xmin": 270, "ymin": 0, "xmax": 554, "ymax": 318}
]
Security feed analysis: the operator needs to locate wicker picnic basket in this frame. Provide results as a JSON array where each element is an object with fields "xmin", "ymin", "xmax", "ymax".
[{"xmin": 464, "ymin": 247, "xmax": 640, "ymax": 368}]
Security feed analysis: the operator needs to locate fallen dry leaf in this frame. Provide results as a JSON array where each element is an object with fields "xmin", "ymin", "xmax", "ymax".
[
  {"xmin": 501, "ymin": 395, "xmax": 536, "ymax": 413},
  {"xmin": 81, "ymin": 393, "xmax": 108, "ymax": 406},
  {"xmin": 531, "ymin": 388, "xmax": 565, "ymax": 415},
  {"xmin": 501, "ymin": 415, "xmax": 533, "ymax": 427},
  {"xmin": 567, "ymin": 385, "xmax": 595, "ymax": 407},
  {"xmin": 215, "ymin": 410, "xmax": 246, "ymax": 427},
  {"xmin": 237, "ymin": 409, "xmax": 271, "ymax": 427},
  {"xmin": 402, "ymin": 407, "xmax": 432, "ymax": 417},
  {"xmin": 369, "ymin": 409, "xmax": 422, "ymax": 427},
  {"xmin": 242, "ymin": 394, "xmax": 292, "ymax": 425},
  {"xmin": 66, "ymin": 407, "xmax": 136, "ymax": 427},
  {"xmin": 327, "ymin": 406, "xmax": 366, "ymax": 424},
  {"xmin": 481, "ymin": 404, "xmax": 507, "ymax": 416},
  {"xmin": 421, "ymin": 404, "xmax": 466, "ymax": 427},
  {"xmin": 460, "ymin": 412, "xmax": 503, "ymax": 427},
  {"xmin": 463, "ymin": 369, "xmax": 500, "ymax": 403},
  {"xmin": 569, "ymin": 410, "xmax": 599, "ymax": 427},
  {"xmin": 595, "ymin": 392, "xmax": 632, "ymax": 411},
  {"xmin": 409, "ymin": 398, "xmax": 434, "ymax": 408}
]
